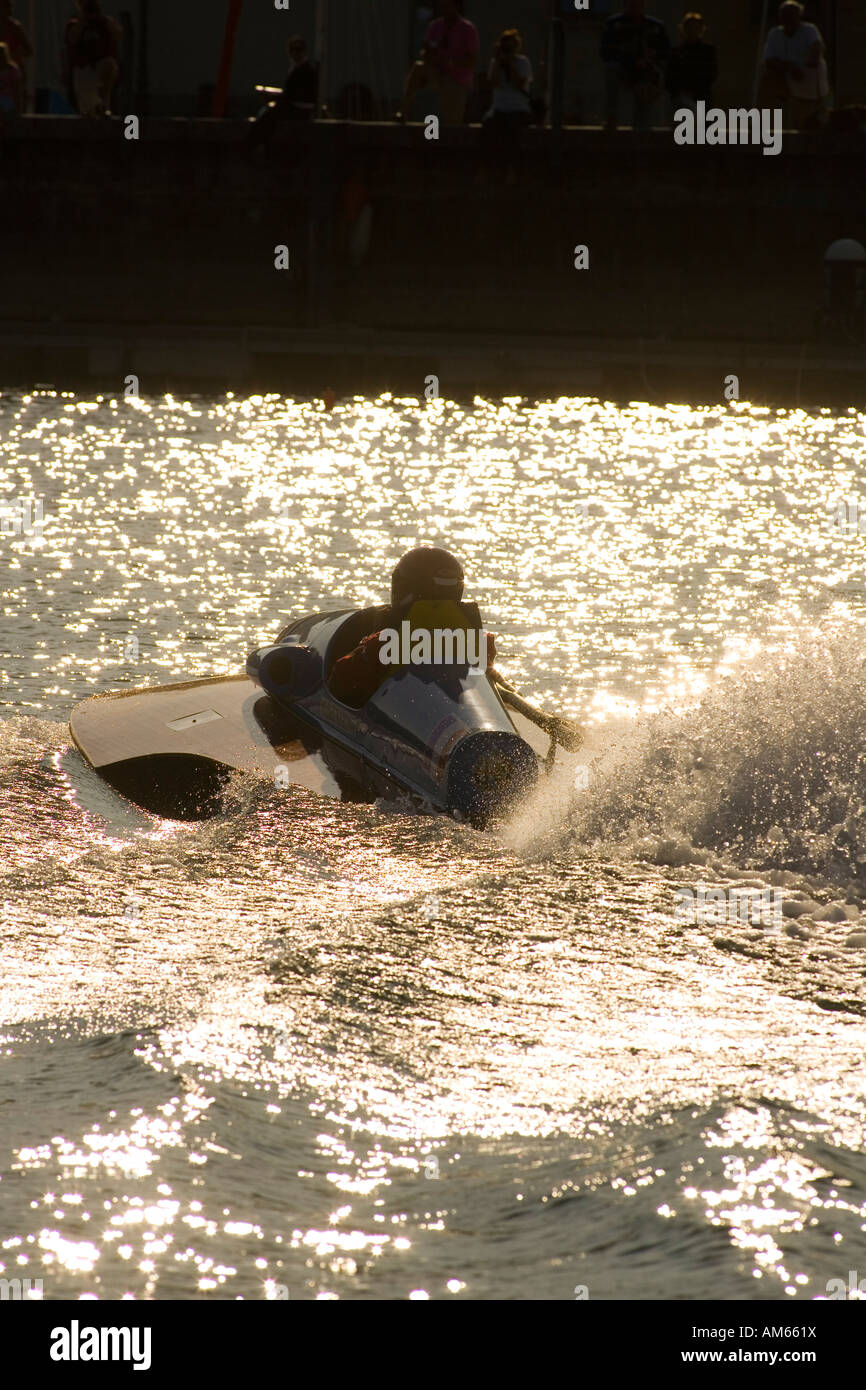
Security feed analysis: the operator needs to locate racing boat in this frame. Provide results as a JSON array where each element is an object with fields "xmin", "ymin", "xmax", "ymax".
[{"xmin": 69, "ymin": 607, "xmax": 566, "ymax": 826}]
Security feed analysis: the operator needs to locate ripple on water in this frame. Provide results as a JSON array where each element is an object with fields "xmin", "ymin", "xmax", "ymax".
[{"xmin": 2, "ymin": 391, "xmax": 866, "ymax": 1298}]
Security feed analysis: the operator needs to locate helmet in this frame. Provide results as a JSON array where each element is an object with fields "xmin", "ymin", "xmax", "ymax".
[{"xmin": 390, "ymin": 547, "xmax": 464, "ymax": 610}]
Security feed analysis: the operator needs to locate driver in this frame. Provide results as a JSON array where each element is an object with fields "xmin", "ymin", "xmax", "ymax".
[{"xmin": 328, "ymin": 547, "xmax": 496, "ymax": 707}]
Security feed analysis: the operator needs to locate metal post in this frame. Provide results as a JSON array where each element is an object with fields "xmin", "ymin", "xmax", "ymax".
[
  {"xmin": 408, "ymin": 0, "xmax": 418, "ymax": 70},
  {"xmin": 212, "ymin": 0, "xmax": 244, "ymax": 118},
  {"xmin": 315, "ymin": 0, "xmax": 329, "ymax": 118},
  {"xmin": 752, "ymin": 0, "xmax": 769, "ymax": 105},
  {"xmin": 137, "ymin": 0, "xmax": 150, "ymax": 116},
  {"xmin": 550, "ymin": 12, "xmax": 564, "ymax": 132},
  {"xmin": 26, "ymin": 0, "xmax": 35, "ymax": 112}
]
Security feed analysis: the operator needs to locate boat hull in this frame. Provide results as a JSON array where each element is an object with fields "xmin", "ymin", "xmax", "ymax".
[{"xmin": 69, "ymin": 610, "xmax": 541, "ymax": 825}]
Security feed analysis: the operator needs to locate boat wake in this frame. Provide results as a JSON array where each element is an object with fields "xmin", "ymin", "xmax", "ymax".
[{"xmin": 552, "ymin": 628, "xmax": 866, "ymax": 890}]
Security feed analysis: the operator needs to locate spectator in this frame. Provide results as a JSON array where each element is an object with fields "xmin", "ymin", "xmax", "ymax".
[
  {"xmin": 481, "ymin": 29, "xmax": 532, "ymax": 181},
  {"xmin": 273, "ymin": 35, "xmax": 318, "ymax": 120},
  {"xmin": 400, "ymin": 0, "xmax": 479, "ymax": 127},
  {"xmin": 64, "ymin": 0, "xmax": 121, "ymax": 117},
  {"xmin": 761, "ymin": 1, "xmax": 828, "ymax": 130},
  {"xmin": 0, "ymin": 39, "xmax": 22, "ymax": 114},
  {"xmin": 600, "ymin": 0, "xmax": 670, "ymax": 133},
  {"xmin": 246, "ymin": 35, "xmax": 318, "ymax": 148},
  {"xmin": 0, "ymin": 2, "xmax": 31, "ymax": 98},
  {"xmin": 666, "ymin": 12, "xmax": 717, "ymax": 112}
]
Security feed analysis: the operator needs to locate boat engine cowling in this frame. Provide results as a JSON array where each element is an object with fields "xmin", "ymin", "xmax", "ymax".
[
  {"xmin": 446, "ymin": 731, "xmax": 538, "ymax": 829},
  {"xmin": 247, "ymin": 642, "xmax": 321, "ymax": 701}
]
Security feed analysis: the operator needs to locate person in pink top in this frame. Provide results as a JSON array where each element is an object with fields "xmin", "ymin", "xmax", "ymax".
[{"xmin": 401, "ymin": 0, "xmax": 479, "ymax": 126}]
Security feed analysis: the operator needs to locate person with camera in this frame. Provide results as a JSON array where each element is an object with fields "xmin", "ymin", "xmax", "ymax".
[{"xmin": 480, "ymin": 29, "xmax": 533, "ymax": 181}]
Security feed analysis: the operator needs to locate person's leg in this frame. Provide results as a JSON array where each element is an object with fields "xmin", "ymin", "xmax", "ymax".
[
  {"xmin": 401, "ymin": 59, "xmax": 430, "ymax": 121},
  {"xmin": 476, "ymin": 110, "xmax": 493, "ymax": 185},
  {"xmin": 96, "ymin": 57, "xmax": 118, "ymax": 115},
  {"xmin": 669, "ymin": 89, "xmax": 695, "ymax": 122},
  {"xmin": 633, "ymin": 92, "xmax": 656, "ymax": 132},
  {"xmin": 479, "ymin": 110, "xmax": 497, "ymax": 168},
  {"xmin": 438, "ymin": 75, "xmax": 467, "ymax": 126},
  {"xmin": 515, "ymin": 110, "xmax": 531, "ymax": 167},
  {"xmin": 757, "ymin": 67, "xmax": 788, "ymax": 109},
  {"xmin": 489, "ymin": 112, "xmax": 509, "ymax": 178},
  {"xmin": 501, "ymin": 112, "xmax": 527, "ymax": 180},
  {"xmin": 780, "ymin": 94, "xmax": 799, "ymax": 129},
  {"xmin": 73, "ymin": 66, "xmax": 99, "ymax": 116},
  {"xmin": 791, "ymin": 95, "xmax": 824, "ymax": 130}
]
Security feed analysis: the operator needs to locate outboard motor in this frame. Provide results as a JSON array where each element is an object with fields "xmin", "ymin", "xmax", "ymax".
[{"xmin": 446, "ymin": 731, "xmax": 538, "ymax": 829}]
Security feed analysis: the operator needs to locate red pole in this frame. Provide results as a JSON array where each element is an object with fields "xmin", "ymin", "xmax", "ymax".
[{"xmin": 212, "ymin": 0, "xmax": 244, "ymax": 117}]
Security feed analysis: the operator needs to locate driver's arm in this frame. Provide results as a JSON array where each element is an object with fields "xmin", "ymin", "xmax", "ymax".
[{"xmin": 329, "ymin": 632, "xmax": 392, "ymax": 707}]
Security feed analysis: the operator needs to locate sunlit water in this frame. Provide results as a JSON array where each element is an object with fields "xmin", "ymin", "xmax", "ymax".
[{"xmin": 2, "ymin": 390, "xmax": 866, "ymax": 1301}]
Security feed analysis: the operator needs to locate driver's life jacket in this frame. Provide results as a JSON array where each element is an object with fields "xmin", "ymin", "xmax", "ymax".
[{"xmin": 328, "ymin": 600, "xmax": 493, "ymax": 708}]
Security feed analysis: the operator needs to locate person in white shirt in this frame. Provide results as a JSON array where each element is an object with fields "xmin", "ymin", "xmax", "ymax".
[
  {"xmin": 761, "ymin": 1, "xmax": 829, "ymax": 129},
  {"xmin": 481, "ymin": 28, "xmax": 533, "ymax": 180}
]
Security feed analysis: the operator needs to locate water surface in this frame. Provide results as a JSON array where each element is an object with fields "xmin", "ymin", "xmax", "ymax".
[{"xmin": 2, "ymin": 391, "xmax": 865, "ymax": 1300}]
